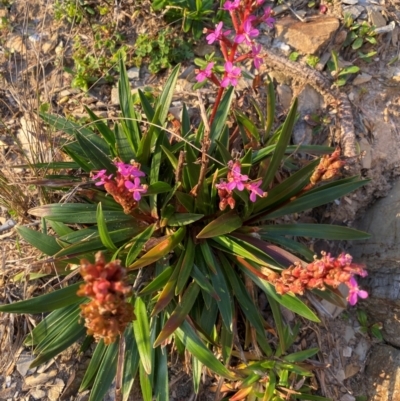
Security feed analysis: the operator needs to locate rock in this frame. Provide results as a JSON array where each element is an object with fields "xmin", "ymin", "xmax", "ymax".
[
  {"xmin": 358, "ymin": 138, "xmax": 372, "ymax": 169},
  {"xmin": 345, "ymin": 364, "xmax": 359, "ymax": 378},
  {"xmin": 340, "ymin": 395, "xmax": 355, "ymax": 401},
  {"xmin": 275, "ymin": 16, "xmax": 339, "ymax": 55},
  {"xmin": 41, "ymin": 33, "xmax": 58, "ymax": 54},
  {"xmin": 342, "ymin": 0, "xmax": 358, "ymax": 4},
  {"xmin": 354, "ymin": 337, "xmax": 370, "ymax": 362},
  {"xmin": 368, "ymin": 9, "xmax": 386, "ymax": 28},
  {"xmin": 271, "ymin": 39, "xmax": 291, "ymax": 54},
  {"xmin": 111, "ymin": 86, "xmax": 119, "ymax": 105},
  {"xmin": 344, "ymin": 325, "xmax": 356, "ymax": 342},
  {"xmin": 48, "ymin": 378, "xmax": 64, "ymax": 401},
  {"xmin": 352, "ymin": 72, "xmax": 372, "ymax": 85},
  {"xmin": 193, "ymin": 44, "xmax": 216, "ymax": 57},
  {"xmin": 343, "ymin": 5, "xmax": 365, "ymax": 19},
  {"xmin": 343, "ymin": 346, "xmax": 353, "ymax": 357},
  {"xmin": 127, "ymin": 67, "xmax": 140, "ymax": 80},
  {"xmin": 23, "ymin": 370, "xmax": 57, "ymax": 389},
  {"xmin": 276, "ymin": 84, "xmax": 293, "ymax": 109},
  {"xmin": 16, "ymin": 353, "xmax": 36, "ymax": 377},
  {"xmin": 363, "ymin": 345, "xmax": 400, "ymax": 400},
  {"xmin": 30, "ymin": 389, "xmax": 46, "ymax": 400},
  {"xmin": 179, "ymin": 65, "xmax": 196, "ymax": 80}
]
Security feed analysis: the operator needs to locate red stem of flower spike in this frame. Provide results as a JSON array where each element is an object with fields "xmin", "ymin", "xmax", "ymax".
[{"xmin": 209, "ymin": 86, "xmax": 225, "ymax": 127}]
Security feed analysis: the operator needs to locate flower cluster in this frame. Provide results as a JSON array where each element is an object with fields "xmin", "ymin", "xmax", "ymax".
[
  {"xmin": 216, "ymin": 160, "xmax": 267, "ymax": 210},
  {"xmin": 195, "ymin": 0, "xmax": 275, "ymax": 87},
  {"xmin": 92, "ymin": 160, "xmax": 147, "ymax": 214},
  {"xmin": 77, "ymin": 252, "xmax": 135, "ymax": 344},
  {"xmin": 268, "ymin": 252, "xmax": 368, "ymax": 305}
]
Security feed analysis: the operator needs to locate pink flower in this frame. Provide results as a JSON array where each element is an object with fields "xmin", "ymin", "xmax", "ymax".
[
  {"xmin": 246, "ymin": 180, "xmax": 266, "ymax": 202},
  {"xmin": 256, "ymin": 0, "xmax": 265, "ymax": 5},
  {"xmin": 206, "ymin": 22, "xmax": 231, "ymax": 45},
  {"xmin": 347, "ymin": 277, "xmax": 368, "ymax": 306},
  {"xmin": 221, "ymin": 62, "xmax": 241, "ymax": 87},
  {"xmin": 115, "ymin": 162, "xmax": 145, "ymax": 178},
  {"xmin": 261, "ymin": 7, "xmax": 275, "ymax": 28},
  {"xmin": 223, "ymin": 0, "xmax": 240, "ymax": 11},
  {"xmin": 235, "ymin": 19, "xmax": 259, "ymax": 45},
  {"xmin": 92, "ymin": 170, "xmax": 113, "ymax": 186},
  {"xmin": 337, "ymin": 253, "xmax": 353, "ymax": 266},
  {"xmin": 251, "ymin": 44, "xmax": 263, "ymax": 69},
  {"xmin": 125, "ymin": 178, "xmax": 147, "ymax": 201},
  {"xmin": 196, "ymin": 62, "xmax": 214, "ymax": 82}
]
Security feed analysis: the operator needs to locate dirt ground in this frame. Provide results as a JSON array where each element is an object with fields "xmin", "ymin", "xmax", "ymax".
[{"xmin": 1, "ymin": 0, "xmax": 400, "ymax": 400}]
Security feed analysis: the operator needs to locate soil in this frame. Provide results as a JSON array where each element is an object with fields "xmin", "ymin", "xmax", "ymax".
[{"xmin": 1, "ymin": 0, "xmax": 400, "ymax": 400}]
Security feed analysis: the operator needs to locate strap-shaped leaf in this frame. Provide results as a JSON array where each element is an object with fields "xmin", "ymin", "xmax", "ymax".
[
  {"xmin": 17, "ymin": 226, "xmax": 62, "ymax": 256},
  {"xmin": 197, "ymin": 210, "xmax": 242, "ymax": 239},
  {"xmin": 133, "ymin": 297, "xmax": 152, "ymax": 374},
  {"xmin": 138, "ymin": 266, "xmax": 173, "ymax": 297},
  {"xmin": 262, "ymin": 98, "xmax": 298, "ymax": 189},
  {"xmin": 97, "ymin": 203, "xmax": 118, "ymax": 251},
  {"xmin": 79, "ymin": 340, "xmax": 107, "ymax": 391},
  {"xmin": 283, "ymin": 348, "xmax": 319, "ymax": 363},
  {"xmin": 84, "ymin": 106, "xmax": 116, "ymax": 150},
  {"xmin": 125, "ymin": 224, "xmax": 155, "ymax": 266},
  {"xmin": 29, "ymin": 204, "xmax": 134, "ymax": 224},
  {"xmin": 209, "ymin": 86, "xmax": 234, "ymax": 153},
  {"xmin": 0, "ymin": 282, "xmax": 82, "ymax": 313},
  {"xmin": 265, "ymin": 75, "xmax": 275, "ymax": 138},
  {"xmin": 88, "ymin": 340, "xmax": 119, "ymax": 401},
  {"xmin": 154, "ymin": 344, "xmax": 169, "ymax": 401},
  {"xmin": 264, "ymin": 179, "xmax": 369, "ymax": 220},
  {"xmin": 114, "ymin": 123, "xmax": 136, "ymax": 161},
  {"xmin": 122, "ymin": 326, "xmax": 140, "ymax": 401},
  {"xmin": 128, "ymin": 227, "xmax": 186, "ymax": 270},
  {"xmin": 176, "ymin": 237, "xmax": 195, "ymax": 294},
  {"xmin": 154, "ymin": 282, "xmax": 200, "ymax": 347},
  {"xmin": 258, "ymin": 224, "xmax": 370, "ymax": 240}
]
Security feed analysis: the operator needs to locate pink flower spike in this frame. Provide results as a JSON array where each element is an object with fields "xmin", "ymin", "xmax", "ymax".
[
  {"xmin": 115, "ymin": 162, "xmax": 145, "ymax": 178},
  {"xmin": 251, "ymin": 44, "xmax": 263, "ymax": 69},
  {"xmin": 223, "ymin": 0, "xmax": 240, "ymax": 11},
  {"xmin": 256, "ymin": 0, "xmax": 265, "ymax": 5},
  {"xmin": 347, "ymin": 276, "xmax": 368, "ymax": 306},
  {"xmin": 246, "ymin": 180, "xmax": 266, "ymax": 202},
  {"xmin": 206, "ymin": 22, "xmax": 230, "ymax": 45},
  {"xmin": 92, "ymin": 170, "xmax": 113, "ymax": 186},
  {"xmin": 196, "ymin": 62, "xmax": 214, "ymax": 83},
  {"xmin": 261, "ymin": 7, "xmax": 275, "ymax": 28},
  {"xmin": 221, "ymin": 62, "xmax": 241, "ymax": 87},
  {"xmin": 235, "ymin": 19, "xmax": 259, "ymax": 45},
  {"xmin": 125, "ymin": 178, "xmax": 147, "ymax": 201}
]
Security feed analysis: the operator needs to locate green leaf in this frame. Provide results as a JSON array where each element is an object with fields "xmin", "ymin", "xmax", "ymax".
[
  {"xmin": 283, "ymin": 348, "xmax": 319, "ymax": 362},
  {"xmin": 146, "ymin": 182, "xmax": 172, "ymax": 195},
  {"xmin": 154, "ymin": 282, "xmax": 200, "ymax": 347},
  {"xmin": 29, "ymin": 204, "xmax": 134, "ymax": 224},
  {"xmin": 133, "ymin": 297, "xmax": 152, "ymax": 374},
  {"xmin": 352, "ymin": 37, "xmax": 363, "ymax": 50},
  {"xmin": 174, "ymin": 319, "xmax": 236, "ymax": 380},
  {"xmin": 119, "ymin": 57, "xmax": 141, "ymax": 152},
  {"xmin": 265, "ymin": 179, "xmax": 369, "ymax": 220},
  {"xmin": 258, "ymin": 224, "xmax": 370, "ymax": 240},
  {"xmin": 88, "ymin": 340, "xmax": 119, "ymax": 401},
  {"xmin": 209, "ymin": 86, "xmax": 234, "ymax": 153},
  {"xmin": 268, "ymin": 295, "xmax": 287, "ymax": 353},
  {"xmin": 139, "ymin": 361, "xmax": 152, "ymax": 401},
  {"xmin": 80, "ymin": 340, "xmax": 107, "ymax": 391},
  {"xmin": 338, "ymin": 65, "xmax": 360, "ymax": 76},
  {"xmin": 196, "ymin": 211, "xmax": 242, "ymax": 239},
  {"xmin": 176, "ymin": 237, "xmax": 195, "ymax": 294},
  {"xmin": 122, "ymin": 327, "xmax": 140, "ymax": 401},
  {"xmin": 17, "ymin": 226, "xmax": 62, "ymax": 256},
  {"xmin": 235, "ymin": 111, "xmax": 260, "ymax": 142},
  {"xmin": 97, "ymin": 203, "xmax": 118, "ymax": 251},
  {"xmin": 155, "ymin": 345, "xmax": 169, "ymax": 401},
  {"xmin": 167, "ymin": 213, "xmax": 204, "ymax": 227},
  {"xmin": 128, "ymin": 227, "xmax": 186, "ymax": 269},
  {"xmin": 138, "ymin": 266, "xmax": 173, "ymax": 296},
  {"xmin": 137, "ymin": 106, "xmax": 162, "ymax": 165},
  {"xmin": 262, "ymin": 98, "xmax": 298, "ymax": 189},
  {"xmin": 114, "ymin": 123, "xmax": 136, "ymax": 161},
  {"xmin": 84, "ymin": 106, "xmax": 116, "ymax": 150},
  {"xmin": 125, "ymin": 224, "xmax": 155, "ymax": 266},
  {"xmin": 265, "ymin": 75, "xmax": 276, "ymax": 137},
  {"xmin": 0, "ymin": 282, "xmax": 82, "ymax": 313}
]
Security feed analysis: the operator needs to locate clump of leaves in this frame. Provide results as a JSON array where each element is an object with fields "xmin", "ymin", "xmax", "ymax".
[
  {"xmin": 328, "ymin": 50, "xmax": 360, "ymax": 87},
  {"xmin": 305, "ymin": 55, "xmax": 320, "ymax": 69},
  {"xmin": 68, "ymin": 25, "xmax": 129, "ymax": 90},
  {"xmin": 54, "ymin": 0, "xmax": 97, "ymax": 24},
  {"xmin": 0, "ymin": 57, "xmax": 370, "ymax": 401},
  {"xmin": 357, "ymin": 309, "xmax": 383, "ymax": 341},
  {"xmin": 151, "ymin": 0, "xmax": 215, "ymax": 39},
  {"xmin": 133, "ymin": 27, "xmax": 194, "ymax": 74}
]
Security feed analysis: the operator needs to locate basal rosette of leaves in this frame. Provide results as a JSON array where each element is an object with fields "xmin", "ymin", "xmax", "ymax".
[{"xmin": 0, "ymin": 3, "xmax": 371, "ymax": 401}]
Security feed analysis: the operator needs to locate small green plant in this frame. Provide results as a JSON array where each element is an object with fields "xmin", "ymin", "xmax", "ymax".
[
  {"xmin": 357, "ymin": 309, "xmax": 383, "ymax": 341},
  {"xmin": 133, "ymin": 28, "xmax": 194, "ymax": 74},
  {"xmin": 328, "ymin": 50, "xmax": 360, "ymax": 87},
  {"xmin": 151, "ymin": 0, "xmax": 215, "ymax": 39},
  {"xmin": 305, "ymin": 55, "xmax": 320, "ymax": 69},
  {"xmin": 343, "ymin": 14, "xmax": 377, "ymax": 51},
  {"xmin": 289, "ymin": 51, "xmax": 299, "ymax": 62},
  {"xmin": 54, "ymin": 0, "xmax": 95, "ymax": 23}
]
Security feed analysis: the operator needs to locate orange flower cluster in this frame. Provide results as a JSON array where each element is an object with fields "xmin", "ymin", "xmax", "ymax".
[
  {"xmin": 269, "ymin": 252, "xmax": 368, "ymax": 304},
  {"xmin": 77, "ymin": 252, "xmax": 135, "ymax": 344}
]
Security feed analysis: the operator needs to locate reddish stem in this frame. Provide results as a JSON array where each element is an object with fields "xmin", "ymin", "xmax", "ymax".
[{"xmin": 209, "ymin": 86, "xmax": 225, "ymax": 127}]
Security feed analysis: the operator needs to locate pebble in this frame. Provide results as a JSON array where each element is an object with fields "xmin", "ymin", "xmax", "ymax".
[
  {"xmin": 48, "ymin": 378, "xmax": 65, "ymax": 401},
  {"xmin": 340, "ymin": 395, "xmax": 355, "ymax": 401},
  {"xmin": 342, "ymin": 0, "xmax": 358, "ymax": 4},
  {"xmin": 16, "ymin": 353, "xmax": 36, "ymax": 377},
  {"xmin": 23, "ymin": 370, "xmax": 57, "ymax": 389},
  {"xmin": 368, "ymin": 9, "xmax": 386, "ymax": 27},
  {"xmin": 127, "ymin": 67, "xmax": 140, "ymax": 80},
  {"xmin": 352, "ymin": 72, "xmax": 372, "ymax": 85},
  {"xmin": 30, "ymin": 389, "xmax": 46, "ymax": 400},
  {"xmin": 343, "ymin": 346, "xmax": 353, "ymax": 357},
  {"xmin": 342, "ymin": 5, "xmax": 365, "ymax": 19}
]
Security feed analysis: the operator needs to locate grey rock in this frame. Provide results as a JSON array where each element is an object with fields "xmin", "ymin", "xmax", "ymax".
[
  {"xmin": 276, "ymin": 84, "xmax": 293, "ymax": 110},
  {"xmin": 354, "ymin": 338, "xmax": 370, "ymax": 361},
  {"xmin": 368, "ymin": 9, "xmax": 386, "ymax": 27},
  {"xmin": 340, "ymin": 395, "xmax": 355, "ymax": 401},
  {"xmin": 193, "ymin": 44, "xmax": 216, "ymax": 57},
  {"xmin": 352, "ymin": 72, "xmax": 372, "ymax": 85},
  {"xmin": 342, "ymin": 0, "xmax": 358, "ymax": 4},
  {"xmin": 344, "ymin": 325, "xmax": 356, "ymax": 343},
  {"xmin": 23, "ymin": 370, "xmax": 57, "ymax": 389},
  {"xmin": 343, "ymin": 5, "xmax": 365, "ymax": 19},
  {"xmin": 127, "ymin": 67, "xmax": 140, "ymax": 80},
  {"xmin": 363, "ymin": 345, "xmax": 400, "ymax": 400},
  {"xmin": 179, "ymin": 65, "xmax": 196, "ymax": 80},
  {"xmin": 16, "ymin": 353, "xmax": 36, "ymax": 377}
]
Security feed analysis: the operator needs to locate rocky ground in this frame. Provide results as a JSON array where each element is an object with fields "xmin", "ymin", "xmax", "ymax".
[{"xmin": 1, "ymin": 0, "xmax": 400, "ymax": 400}]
